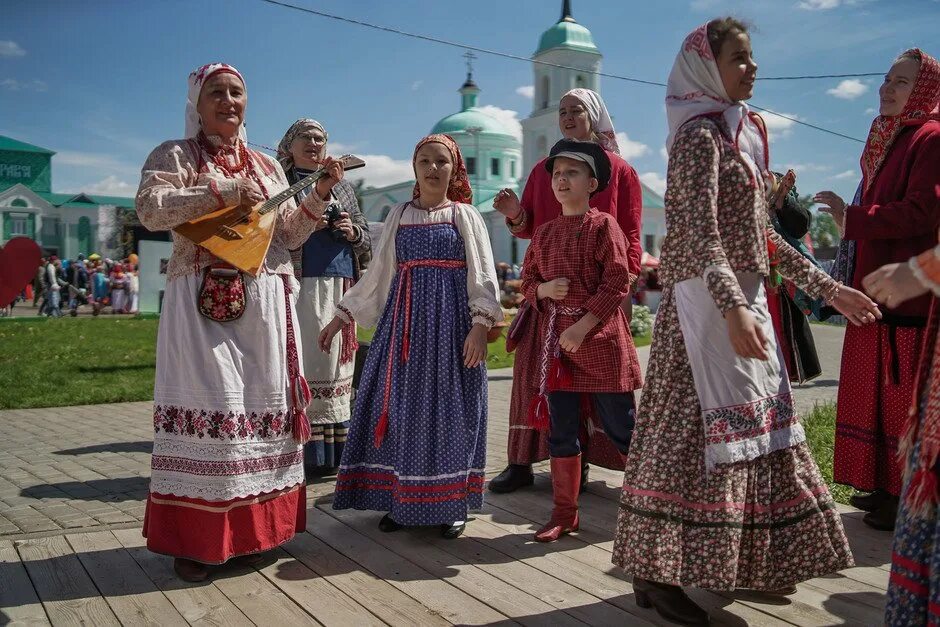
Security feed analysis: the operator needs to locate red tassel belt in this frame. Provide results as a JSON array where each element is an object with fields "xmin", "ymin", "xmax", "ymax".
[
  {"xmin": 374, "ymin": 258, "xmax": 467, "ymax": 448},
  {"xmin": 528, "ymin": 303, "xmax": 585, "ymax": 432}
]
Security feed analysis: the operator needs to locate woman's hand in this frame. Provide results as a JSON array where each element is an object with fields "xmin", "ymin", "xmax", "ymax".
[
  {"xmin": 832, "ymin": 284, "xmax": 882, "ymax": 325},
  {"xmin": 725, "ymin": 305, "xmax": 770, "ymax": 361},
  {"xmin": 814, "ymin": 190, "xmax": 846, "ymax": 230},
  {"xmin": 315, "ymin": 156, "xmax": 345, "ymax": 199},
  {"xmin": 332, "ymin": 211, "xmax": 357, "ymax": 241},
  {"xmin": 537, "ymin": 278, "xmax": 570, "ymax": 301},
  {"xmin": 863, "ymin": 262, "xmax": 927, "ymax": 310},
  {"xmin": 318, "ymin": 316, "xmax": 346, "ymax": 353},
  {"xmin": 493, "ymin": 188, "xmax": 522, "ymax": 222},
  {"xmin": 463, "ymin": 324, "xmax": 488, "ymax": 368},
  {"xmin": 559, "ymin": 320, "xmax": 589, "ymax": 353},
  {"xmin": 236, "ymin": 178, "xmax": 264, "ymax": 206}
]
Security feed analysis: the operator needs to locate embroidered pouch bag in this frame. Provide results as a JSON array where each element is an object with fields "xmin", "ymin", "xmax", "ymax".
[{"xmin": 198, "ymin": 264, "xmax": 246, "ymax": 322}]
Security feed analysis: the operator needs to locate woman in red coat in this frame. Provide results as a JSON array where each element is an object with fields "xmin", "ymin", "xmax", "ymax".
[
  {"xmin": 815, "ymin": 48, "xmax": 940, "ymax": 531},
  {"xmin": 489, "ymin": 88, "xmax": 643, "ymax": 493}
]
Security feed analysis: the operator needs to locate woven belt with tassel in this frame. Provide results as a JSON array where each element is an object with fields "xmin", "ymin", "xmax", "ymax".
[
  {"xmin": 374, "ymin": 258, "xmax": 467, "ymax": 448},
  {"xmin": 527, "ymin": 302, "xmax": 585, "ymax": 431}
]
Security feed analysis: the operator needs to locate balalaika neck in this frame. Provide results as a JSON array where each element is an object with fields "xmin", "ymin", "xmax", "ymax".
[{"xmin": 258, "ymin": 168, "xmax": 327, "ymax": 215}]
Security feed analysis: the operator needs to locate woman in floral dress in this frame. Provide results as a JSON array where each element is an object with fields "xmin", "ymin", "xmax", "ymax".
[{"xmin": 610, "ymin": 19, "xmax": 880, "ymax": 625}]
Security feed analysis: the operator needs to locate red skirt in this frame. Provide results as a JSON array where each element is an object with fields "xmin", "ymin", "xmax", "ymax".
[
  {"xmin": 834, "ymin": 321, "xmax": 927, "ymax": 496},
  {"xmin": 506, "ymin": 313, "xmax": 625, "ymax": 470},
  {"xmin": 142, "ymin": 484, "xmax": 306, "ymax": 564}
]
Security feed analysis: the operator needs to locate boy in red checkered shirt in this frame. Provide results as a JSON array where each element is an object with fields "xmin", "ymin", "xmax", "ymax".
[{"xmin": 520, "ymin": 139, "xmax": 643, "ymax": 543}]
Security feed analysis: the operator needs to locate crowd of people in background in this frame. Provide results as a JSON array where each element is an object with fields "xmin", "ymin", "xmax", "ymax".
[{"xmin": 3, "ymin": 253, "xmax": 141, "ymax": 317}]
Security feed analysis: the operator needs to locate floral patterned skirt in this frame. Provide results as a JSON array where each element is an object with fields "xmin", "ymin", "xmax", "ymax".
[{"xmin": 611, "ymin": 289, "xmax": 853, "ymax": 590}]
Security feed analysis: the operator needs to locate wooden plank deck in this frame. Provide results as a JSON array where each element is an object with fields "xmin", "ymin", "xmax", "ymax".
[
  {"xmin": 0, "ymin": 364, "xmax": 890, "ymax": 625},
  {"xmin": 0, "ymin": 473, "xmax": 891, "ymax": 626}
]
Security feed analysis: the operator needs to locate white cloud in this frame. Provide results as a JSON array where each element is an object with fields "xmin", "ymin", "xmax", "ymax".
[
  {"xmin": 827, "ymin": 79, "xmax": 869, "ymax": 100},
  {"xmin": 476, "ymin": 105, "xmax": 523, "ymax": 142},
  {"xmin": 56, "ymin": 151, "xmax": 130, "ymax": 171},
  {"xmin": 350, "ymin": 154, "xmax": 414, "ymax": 189},
  {"xmin": 798, "ymin": 0, "xmax": 841, "ymax": 9},
  {"xmin": 515, "ymin": 85, "xmax": 534, "ymax": 99},
  {"xmin": 1, "ymin": 78, "xmax": 47, "ymax": 92},
  {"xmin": 865, "ymin": 107, "xmax": 878, "ymax": 115},
  {"xmin": 615, "ymin": 132, "xmax": 650, "ymax": 161},
  {"xmin": 74, "ymin": 175, "xmax": 137, "ymax": 196},
  {"xmin": 782, "ymin": 162, "xmax": 833, "ymax": 174},
  {"xmin": 762, "ymin": 111, "xmax": 801, "ymax": 140},
  {"xmin": 411, "ymin": 80, "xmax": 423, "ymax": 91},
  {"xmin": 833, "ymin": 169, "xmax": 857, "ymax": 180},
  {"xmin": 660, "ymin": 146, "xmax": 669, "ymax": 161},
  {"xmin": 0, "ymin": 41, "xmax": 26, "ymax": 57},
  {"xmin": 639, "ymin": 171, "xmax": 667, "ymax": 196}
]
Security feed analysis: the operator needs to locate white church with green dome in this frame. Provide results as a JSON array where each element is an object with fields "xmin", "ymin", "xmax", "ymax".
[{"xmin": 358, "ymin": 0, "xmax": 665, "ymax": 265}]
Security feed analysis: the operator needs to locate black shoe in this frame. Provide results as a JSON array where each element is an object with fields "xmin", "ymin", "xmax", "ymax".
[
  {"xmin": 579, "ymin": 462, "xmax": 590, "ymax": 494},
  {"xmin": 862, "ymin": 496, "xmax": 899, "ymax": 531},
  {"xmin": 378, "ymin": 514, "xmax": 403, "ymax": 532},
  {"xmin": 850, "ymin": 489, "xmax": 889, "ymax": 512},
  {"xmin": 634, "ymin": 578, "xmax": 710, "ymax": 626},
  {"xmin": 440, "ymin": 521, "xmax": 466, "ymax": 539},
  {"xmin": 488, "ymin": 464, "xmax": 534, "ymax": 493}
]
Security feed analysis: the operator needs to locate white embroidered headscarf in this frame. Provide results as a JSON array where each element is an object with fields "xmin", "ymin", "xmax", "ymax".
[
  {"xmin": 562, "ymin": 88, "xmax": 621, "ymax": 155},
  {"xmin": 184, "ymin": 63, "xmax": 247, "ymax": 140},
  {"xmin": 665, "ymin": 23, "xmax": 766, "ymax": 177}
]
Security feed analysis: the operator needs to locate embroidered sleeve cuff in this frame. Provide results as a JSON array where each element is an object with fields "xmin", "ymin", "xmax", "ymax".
[
  {"xmin": 300, "ymin": 193, "xmax": 327, "ymax": 221},
  {"xmin": 470, "ymin": 306, "xmax": 501, "ymax": 329},
  {"xmin": 336, "ymin": 303, "xmax": 354, "ymax": 324},
  {"xmin": 211, "ymin": 179, "xmax": 240, "ymax": 210},
  {"xmin": 507, "ymin": 210, "xmax": 528, "ymax": 234},
  {"xmin": 911, "ymin": 246, "xmax": 940, "ymax": 295}
]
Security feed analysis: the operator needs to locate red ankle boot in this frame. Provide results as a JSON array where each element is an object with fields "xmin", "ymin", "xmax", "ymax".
[{"xmin": 535, "ymin": 454, "xmax": 581, "ymax": 542}]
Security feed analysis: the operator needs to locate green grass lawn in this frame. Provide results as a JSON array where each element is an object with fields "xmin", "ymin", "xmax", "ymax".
[
  {"xmin": 802, "ymin": 401, "xmax": 853, "ymax": 505},
  {"xmin": 0, "ymin": 317, "xmax": 158, "ymax": 409}
]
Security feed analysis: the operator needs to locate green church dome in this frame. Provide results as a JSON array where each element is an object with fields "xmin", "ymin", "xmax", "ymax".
[
  {"xmin": 535, "ymin": 1, "xmax": 599, "ymax": 56},
  {"xmin": 431, "ymin": 108, "xmax": 510, "ymax": 136}
]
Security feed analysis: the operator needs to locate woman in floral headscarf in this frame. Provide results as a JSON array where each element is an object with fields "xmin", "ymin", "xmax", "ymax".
[
  {"xmin": 489, "ymin": 87, "xmax": 644, "ymax": 495},
  {"xmin": 320, "ymin": 134, "xmax": 501, "ymax": 539},
  {"xmin": 135, "ymin": 63, "xmax": 344, "ymax": 582},
  {"xmin": 817, "ymin": 49, "xmax": 940, "ymax": 532},
  {"xmin": 610, "ymin": 20, "xmax": 879, "ymax": 625},
  {"xmin": 277, "ymin": 118, "xmax": 372, "ymax": 479}
]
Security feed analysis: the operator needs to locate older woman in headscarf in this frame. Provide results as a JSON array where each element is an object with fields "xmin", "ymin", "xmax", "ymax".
[
  {"xmin": 277, "ymin": 118, "xmax": 372, "ymax": 479},
  {"xmin": 611, "ymin": 20, "xmax": 880, "ymax": 625},
  {"xmin": 488, "ymin": 88, "xmax": 643, "ymax": 494},
  {"xmin": 135, "ymin": 63, "xmax": 344, "ymax": 582},
  {"xmin": 816, "ymin": 49, "xmax": 940, "ymax": 532}
]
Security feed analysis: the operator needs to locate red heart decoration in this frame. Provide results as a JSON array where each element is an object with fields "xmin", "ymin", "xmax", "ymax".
[{"xmin": 0, "ymin": 237, "xmax": 42, "ymax": 308}]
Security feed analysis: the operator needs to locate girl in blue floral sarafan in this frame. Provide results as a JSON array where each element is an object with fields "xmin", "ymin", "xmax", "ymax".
[{"xmin": 319, "ymin": 134, "xmax": 502, "ymax": 539}]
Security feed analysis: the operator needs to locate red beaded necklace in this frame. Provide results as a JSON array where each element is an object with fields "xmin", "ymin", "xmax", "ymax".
[{"xmin": 197, "ymin": 131, "xmax": 270, "ymax": 200}]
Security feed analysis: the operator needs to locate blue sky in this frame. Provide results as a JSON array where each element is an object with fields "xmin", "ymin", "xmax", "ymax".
[{"xmin": 2, "ymin": 0, "xmax": 937, "ymax": 204}]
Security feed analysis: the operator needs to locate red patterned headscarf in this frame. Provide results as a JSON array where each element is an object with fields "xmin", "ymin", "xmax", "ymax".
[
  {"xmin": 860, "ymin": 49, "xmax": 940, "ymax": 192},
  {"xmin": 411, "ymin": 134, "xmax": 473, "ymax": 204}
]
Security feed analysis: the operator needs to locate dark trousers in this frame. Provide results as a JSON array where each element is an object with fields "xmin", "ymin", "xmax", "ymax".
[{"xmin": 547, "ymin": 391, "xmax": 635, "ymax": 458}]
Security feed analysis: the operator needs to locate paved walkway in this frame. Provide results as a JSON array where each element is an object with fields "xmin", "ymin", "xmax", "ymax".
[{"xmin": 0, "ymin": 324, "xmax": 847, "ymax": 539}]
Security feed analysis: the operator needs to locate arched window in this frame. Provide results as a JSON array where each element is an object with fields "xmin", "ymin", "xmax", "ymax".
[
  {"xmin": 540, "ymin": 75, "xmax": 550, "ymax": 109},
  {"xmin": 576, "ymin": 74, "xmax": 586, "ymax": 88},
  {"xmin": 537, "ymin": 136, "xmax": 548, "ymax": 159},
  {"xmin": 380, "ymin": 205, "xmax": 392, "ymax": 221},
  {"xmin": 10, "ymin": 198, "xmax": 27, "ymax": 208}
]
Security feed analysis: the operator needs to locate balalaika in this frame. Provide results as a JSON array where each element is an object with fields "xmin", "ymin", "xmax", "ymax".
[{"xmin": 174, "ymin": 155, "xmax": 365, "ymax": 276}]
